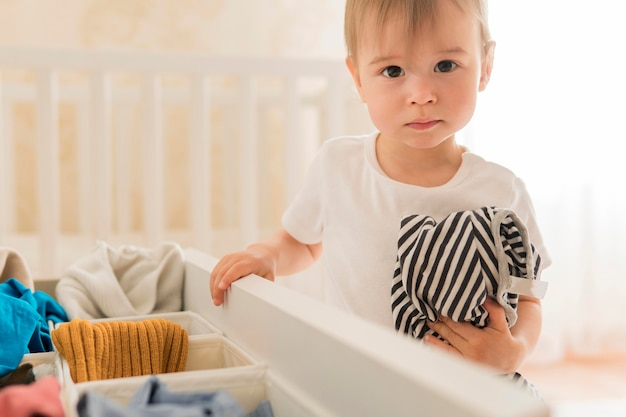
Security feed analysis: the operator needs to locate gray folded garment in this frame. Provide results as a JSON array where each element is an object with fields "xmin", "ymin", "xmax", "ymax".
[
  {"xmin": 56, "ymin": 241, "xmax": 185, "ymax": 319},
  {"xmin": 76, "ymin": 375, "xmax": 275, "ymax": 417}
]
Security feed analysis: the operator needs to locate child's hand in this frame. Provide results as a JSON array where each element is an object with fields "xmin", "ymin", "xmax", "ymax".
[
  {"xmin": 209, "ymin": 248, "xmax": 276, "ymax": 306},
  {"xmin": 424, "ymin": 298, "xmax": 525, "ymax": 374}
]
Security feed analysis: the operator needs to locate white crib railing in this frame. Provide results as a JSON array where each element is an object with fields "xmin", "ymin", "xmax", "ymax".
[{"xmin": 0, "ymin": 47, "xmax": 369, "ymax": 278}]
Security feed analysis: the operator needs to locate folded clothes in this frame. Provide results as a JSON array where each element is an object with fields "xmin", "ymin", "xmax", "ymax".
[
  {"xmin": 77, "ymin": 375, "xmax": 274, "ymax": 417},
  {"xmin": 52, "ymin": 318, "xmax": 188, "ymax": 383},
  {"xmin": 392, "ymin": 206, "xmax": 546, "ymax": 338},
  {"xmin": 0, "ymin": 376, "xmax": 64, "ymax": 417},
  {"xmin": 56, "ymin": 241, "xmax": 185, "ymax": 319},
  {"xmin": 391, "ymin": 206, "xmax": 547, "ymax": 396}
]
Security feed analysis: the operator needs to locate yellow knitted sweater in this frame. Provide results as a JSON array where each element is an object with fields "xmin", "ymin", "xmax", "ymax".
[{"xmin": 52, "ymin": 318, "xmax": 188, "ymax": 383}]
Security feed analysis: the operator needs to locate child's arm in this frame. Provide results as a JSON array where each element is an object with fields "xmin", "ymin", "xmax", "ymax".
[
  {"xmin": 210, "ymin": 228, "xmax": 322, "ymax": 306},
  {"xmin": 424, "ymin": 296, "xmax": 542, "ymax": 374}
]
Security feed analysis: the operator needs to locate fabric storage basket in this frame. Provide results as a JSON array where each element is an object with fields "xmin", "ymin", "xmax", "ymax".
[
  {"xmin": 54, "ymin": 321, "xmax": 263, "ymax": 387},
  {"xmin": 16, "ymin": 351, "xmax": 69, "ymax": 414},
  {"xmin": 52, "ymin": 312, "xmax": 226, "ymax": 389},
  {"xmin": 54, "ymin": 309, "xmax": 271, "ymax": 416},
  {"xmin": 19, "ymin": 351, "xmax": 63, "ymax": 382},
  {"xmin": 185, "ymin": 334, "xmax": 261, "ymax": 371},
  {"xmin": 65, "ymin": 366, "xmax": 268, "ymax": 415}
]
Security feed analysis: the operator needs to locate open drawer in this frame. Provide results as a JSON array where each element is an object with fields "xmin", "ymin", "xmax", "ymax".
[{"xmin": 182, "ymin": 248, "xmax": 552, "ymax": 417}]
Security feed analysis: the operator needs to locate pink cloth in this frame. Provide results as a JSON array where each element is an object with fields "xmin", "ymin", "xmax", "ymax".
[{"xmin": 0, "ymin": 376, "xmax": 64, "ymax": 417}]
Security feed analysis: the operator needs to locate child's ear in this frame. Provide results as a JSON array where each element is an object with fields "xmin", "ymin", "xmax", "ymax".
[
  {"xmin": 479, "ymin": 40, "xmax": 496, "ymax": 91},
  {"xmin": 346, "ymin": 56, "xmax": 366, "ymax": 102}
]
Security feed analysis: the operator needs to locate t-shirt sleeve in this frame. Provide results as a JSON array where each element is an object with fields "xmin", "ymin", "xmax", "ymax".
[{"xmin": 510, "ymin": 177, "xmax": 552, "ymax": 270}]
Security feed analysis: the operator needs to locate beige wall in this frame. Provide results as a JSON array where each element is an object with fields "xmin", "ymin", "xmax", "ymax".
[{"xmin": 0, "ymin": 0, "xmax": 345, "ymax": 59}]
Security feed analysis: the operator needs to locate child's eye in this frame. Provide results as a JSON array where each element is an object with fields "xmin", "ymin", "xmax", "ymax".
[
  {"xmin": 382, "ymin": 66, "xmax": 404, "ymax": 78},
  {"xmin": 434, "ymin": 61, "xmax": 457, "ymax": 73}
]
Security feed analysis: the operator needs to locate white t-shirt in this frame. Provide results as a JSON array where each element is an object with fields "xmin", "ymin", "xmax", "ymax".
[{"xmin": 282, "ymin": 132, "xmax": 551, "ymax": 328}]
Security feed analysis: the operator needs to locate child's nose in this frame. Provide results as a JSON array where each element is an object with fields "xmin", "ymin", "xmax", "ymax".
[{"xmin": 407, "ymin": 75, "xmax": 436, "ymax": 105}]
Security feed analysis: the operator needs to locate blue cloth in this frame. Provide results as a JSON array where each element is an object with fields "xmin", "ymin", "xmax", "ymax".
[
  {"xmin": 77, "ymin": 375, "xmax": 274, "ymax": 417},
  {"xmin": 0, "ymin": 278, "xmax": 69, "ymax": 377}
]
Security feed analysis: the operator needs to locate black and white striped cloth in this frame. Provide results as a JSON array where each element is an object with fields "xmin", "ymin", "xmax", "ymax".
[{"xmin": 391, "ymin": 206, "xmax": 548, "ymax": 394}]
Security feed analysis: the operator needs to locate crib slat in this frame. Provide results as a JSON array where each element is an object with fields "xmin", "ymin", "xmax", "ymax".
[
  {"xmin": 326, "ymin": 76, "xmax": 346, "ymax": 139},
  {"xmin": 142, "ymin": 74, "xmax": 164, "ymax": 245},
  {"xmin": 190, "ymin": 75, "xmax": 211, "ymax": 252},
  {"xmin": 77, "ymin": 91, "xmax": 91, "ymax": 236},
  {"xmin": 284, "ymin": 76, "xmax": 300, "ymax": 204},
  {"xmin": 0, "ymin": 48, "xmax": 347, "ymax": 77},
  {"xmin": 0, "ymin": 90, "xmax": 17, "ymax": 243},
  {"xmin": 91, "ymin": 71, "xmax": 112, "ymax": 240},
  {"xmin": 115, "ymin": 103, "xmax": 133, "ymax": 234},
  {"xmin": 37, "ymin": 70, "xmax": 60, "ymax": 277},
  {"xmin": 239, "ymin": 77, "xmax": 259, "ymax": 246},
  {"xmin": 0, "ymin": 75, "xmax": 6, "ymax": 241}
]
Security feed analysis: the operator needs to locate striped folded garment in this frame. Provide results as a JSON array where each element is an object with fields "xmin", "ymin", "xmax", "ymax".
[
  {"xmin": 52, "ymin": 318, "xmax": 188, "ymax": 383},
  {"xmin": 391, "ymin": 206, "xmax": 549, "ymax": 396},
  {"xmin": 391, "ymin": 206, "xmax": 548, "ymax": 339}
]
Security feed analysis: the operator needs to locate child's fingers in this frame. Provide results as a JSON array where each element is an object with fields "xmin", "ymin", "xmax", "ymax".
[
  {"xmin": 210, "ymin": 255, "xmax": 266, "ymax": 305},
  {"xmin": 210, "ymin": 256, "xmax": 240, "ymax": 306},
  {"xmin": 210, "ymin": 269, "xmax": 227, "ymax": 306}
]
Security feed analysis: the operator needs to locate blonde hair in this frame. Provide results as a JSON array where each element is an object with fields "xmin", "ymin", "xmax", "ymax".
[{"xmin": 344, "ymin": 0, "xmax": 491, "ymax": 60}]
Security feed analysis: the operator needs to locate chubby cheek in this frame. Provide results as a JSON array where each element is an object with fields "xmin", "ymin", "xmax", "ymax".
[
  {"xmin": 362, "ymin": 88, "xmax": 400, "ymax": 132},
  {"xmin": 455, "ymin": 89, "xmax": 479, "ymax": 126},
  {"xmin": 366, "ymin": 101, "xmax": 397, "ymax": 133},
  {"xmin": 441, "ymin": 78, "xmax": 479, "ymax": 125}
]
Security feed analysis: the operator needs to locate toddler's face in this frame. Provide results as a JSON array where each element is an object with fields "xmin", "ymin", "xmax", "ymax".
[{"xmin": 347, "ymin": 0, "xmax": 493, "ymax": 153}]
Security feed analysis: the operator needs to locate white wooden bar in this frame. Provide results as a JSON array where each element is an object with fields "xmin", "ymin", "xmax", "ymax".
[
  {"xmin": 190, "ymin": 74, "xmax": 212, "ymax": 252},
  {"xmin": 239, "ymin": 77, "xmax": 259, "ymax": 246},
  {"xmin": 0, "ymin": 48, "xmax": 346, "ymax": 77},
  {"xmin": 77, "ymin": 95, "xmax": 91, "ymax": 235},
  {"xmin": 91, "ymin": 71, "xmax": 112, "ymax": 240},
  {"xmin": 283, "ymin": 76, "xmax": 300, "ymax": 203},
  {"xmin": 37, "ymin": 70, "xmax": 59, "ymax": 276},
  {"xmin": 114, "ymin": 103, "xmax": 133, "ymax": 234},
  {"xmin": 3, "ymin": 94, "xmax": 15, "ymax": 240},
  {"xmin": 326, "ymin": 76, "xmax": 346, "ymax": 139},
  {"xmin": 142, "ymin": 73, "xmax": 164, "ymax": 246},
  {"xmin": 223, "ymin": 100, "xmax": 238, "ymax": 229},
  {"xmin": 0, "ymin": 75, "xmax": 6, "ymax": 240}
]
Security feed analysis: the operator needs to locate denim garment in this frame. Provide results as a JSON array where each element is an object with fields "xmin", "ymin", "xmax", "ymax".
[{"xmin": 77, "ymin": 375, "xmax": 274, "ymax": 417}]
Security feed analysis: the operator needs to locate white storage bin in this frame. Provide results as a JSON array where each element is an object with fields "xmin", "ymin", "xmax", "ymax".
[
  {"xmin": 185, "ymin": 334, "xmax": 261, "ymax": 371},
  {"xmin": 53, "ymin": 312, "xmax": 227, "ymax": 389},
  {"xmin": 19, "ymin": 351, "xmax": 62, "ymax": 382},
  {"xmin": 66, "ymin": 366, "xmax": 269, "ymax": 415},
  {"xmin": 61, "ymin": 336, "xmax": 272, "ymax": 417},
  {"xmin": 18, "ymin": 351, "xmax": 70, "ymax": 414}
]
